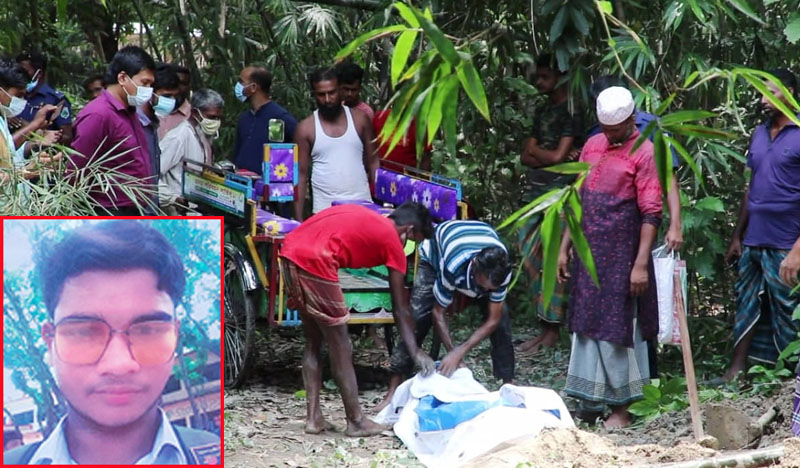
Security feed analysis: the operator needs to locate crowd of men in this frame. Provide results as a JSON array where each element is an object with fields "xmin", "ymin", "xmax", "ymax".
[{"xmin": 1, "ymin": 45, "xmax": 799, "ymax": 439}]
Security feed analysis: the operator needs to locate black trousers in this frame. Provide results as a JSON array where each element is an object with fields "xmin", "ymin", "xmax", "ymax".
[{"xmin": 389, "ymin": 260, "xmax": 515, "ymax": 381}]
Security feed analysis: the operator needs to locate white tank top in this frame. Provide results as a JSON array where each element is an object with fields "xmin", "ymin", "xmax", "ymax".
[{"xmin": 310, "ymin": 106, "xmax": 372, "ymax": 213}]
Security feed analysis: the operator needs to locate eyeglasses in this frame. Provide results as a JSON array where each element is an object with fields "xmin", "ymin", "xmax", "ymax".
[{"xmin": 47, "ymin": 318, "xmax": 178, "ymax": 366}]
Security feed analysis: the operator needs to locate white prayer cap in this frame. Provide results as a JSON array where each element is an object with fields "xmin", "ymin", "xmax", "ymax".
[{"xmin": 596, "ymin": 86, "xmax": 635, "ymax": 125}]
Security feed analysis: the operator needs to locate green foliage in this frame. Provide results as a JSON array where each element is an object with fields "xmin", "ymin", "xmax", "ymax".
[{"xmin": 627, "ymin": 377, "xmax": 689, "ymax": 423}]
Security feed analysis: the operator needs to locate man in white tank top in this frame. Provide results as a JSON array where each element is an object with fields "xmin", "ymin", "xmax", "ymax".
[{"xmin": 294, "ymin": 68, "xmax": 377, "ymax": 221}]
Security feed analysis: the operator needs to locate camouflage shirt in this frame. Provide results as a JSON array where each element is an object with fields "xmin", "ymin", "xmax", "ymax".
[{"xmin": 523, "ymin": 100, "xmax": 584, "ymax": 201}]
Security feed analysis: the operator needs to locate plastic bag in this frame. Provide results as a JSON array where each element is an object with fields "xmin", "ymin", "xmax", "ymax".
[
  {"xmin": 671, "ymin": 258, "xmax": 688, "ymax": 345},
  {"xmin": 652, "ymin": 245, "xmax": 677, "ymax": 344}
]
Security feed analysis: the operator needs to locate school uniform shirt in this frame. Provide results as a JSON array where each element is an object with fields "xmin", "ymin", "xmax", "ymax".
[
  {"xmin": 280, "ymin": 204, "xmax": 407, "ymax": 281},
  {"xmin": 28, "ymin": 409, "xmax": 186, "ymax": 465},
  {"xmin": 419, "ymin": 220, "xmax": 510, "ymax": 308},
  {"xmin": 20, "ymin": 82, "xmax": 73, "ymax": 130}
]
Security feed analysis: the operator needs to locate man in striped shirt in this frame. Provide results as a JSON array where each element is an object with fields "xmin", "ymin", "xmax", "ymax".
[{"xmin": 376, "ymin": 220, "xmax": 514, "ymax": 411}]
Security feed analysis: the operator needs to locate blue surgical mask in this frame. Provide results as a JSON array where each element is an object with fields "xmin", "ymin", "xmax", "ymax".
[
  {"xmin": 153, "ymin": 95, "xmax": 176, "ymax": 117},
  {"xmin": 234, "ymin": 82, "xmax": 248, "ymax": 102},
  {"xmin": 0, "ymin": 88, "xmax": 27, "ymax": 118},
  {"xmin": 123, "ymin": 76, "xmax": 153, "ymax": 107}
]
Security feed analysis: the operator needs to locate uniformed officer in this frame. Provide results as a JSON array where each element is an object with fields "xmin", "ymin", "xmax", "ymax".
[{"xmin": 16, "ymin": 51, "xmax": 74, "ymax": 144}]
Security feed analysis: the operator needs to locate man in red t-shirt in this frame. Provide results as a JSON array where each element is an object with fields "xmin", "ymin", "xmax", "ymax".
[
  {"xmin": 279, "ymin": 202, "xmax": 435, "ymax": 437},
  {"xmin": 373, "ymin": 109, "xmax": 432, "ymax": 170}
]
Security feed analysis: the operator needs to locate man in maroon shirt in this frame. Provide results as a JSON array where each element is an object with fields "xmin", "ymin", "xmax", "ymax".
[
  {"xmin": 70, "ymin": 46, "xmax": 156, "ymax": 215},
  {"xmin": 280, "ymin": 202, "xmax": 435, "ymax": 437}
]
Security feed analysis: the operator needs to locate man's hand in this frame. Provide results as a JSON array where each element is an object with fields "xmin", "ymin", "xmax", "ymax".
[
  {"xmin": 41, "ymin": 130, "xmax": 62, "ymax": 147},
  {"xmin": 665, "ymin": 224, "xmax": 683, "ymax": 251},
  {"xmin": 630, "ymin": 264, "xmax": 649, "ymax": 297},
  {"xmin": 36, "ymin": 151, "xmax": 63, "ymax": 168},
  {"xmin": 725, "ymin": 238, "xmax": 743, "ymax": 266},
  {"xmin": 780, "ymin": 250, "xmax": 800, "ymax": 287},
  {"xmin": 32, "ymin": 105, "xmax": 58, "ymax": 129},
  {"xmin": 438, "ymin": 350, "xmax": 463, "ymax": 378},
  {"xmin": 414, "ymin": 349, "xmax": 435, "ymax": 377},
  {"xmin": 557, "ymin": 250, "xmax": 570, "ymax": 283}
]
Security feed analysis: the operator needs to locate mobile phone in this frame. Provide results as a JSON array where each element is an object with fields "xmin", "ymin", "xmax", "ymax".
[
  {"xmin": 269, "ymin": 118, "xmax": 285, "ymax": 142},
  {"xmin": 48, "ymin": 100, "xmax": 66, "ymax": 124}
]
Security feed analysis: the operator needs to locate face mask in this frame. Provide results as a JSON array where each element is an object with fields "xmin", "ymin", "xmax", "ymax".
[
  {"xmin": 234, "ymin": 82, "xmax": 249, "ymax": 102},
  {"xmin": 0, "ymin": 88, "xmax": 27, "ymax": 117},
  {"xmin": 153, "ymin": 95, "xmax": 176, "ymax": 117},
  {"xmin": 123, "ymin": 76, "xmax": 153, "ymax": 107},
  {"xmin": 197, "ymin": 110, "xmax": 221, "ymax": 138},
  {"xmin": 25, "ymin": 70, "xmax": 40, "ymax": 93}
]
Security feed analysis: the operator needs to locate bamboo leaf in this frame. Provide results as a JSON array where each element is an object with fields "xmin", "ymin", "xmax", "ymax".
[
  {"xmin": 427, "ymin": 73, "xmax": 458, "ymax": 145},
  {"xmin": 632, "ymin": 120, "xmax": 658, "ymax": 155},
  {"xmin": 497, "ymin": 187, "xmax": 565, "ymax": 230},
  {"xmin": 669, "ymin": 124, "xmax": 736, "ymax": 140},
  {"xmin": 456, "ymin": 60, "xmax": 491, "ymax": 123},
  {"xmin": 736, "ymin": 69, "xmax": 800, "ymax": 126},
  {"xmin": 441, "ymin": 77, "xmax": 459, "ymax": 157},
  {"xmin": 663, "ymin": 135, "xmax": 704, "ymax": 189},
  {"xmin": 597, "ymin": 1, "xmax": 613, "ymax": 15},
  {"xmin": 411, "ymin": 5, "xmax": 460, "ymax": 66},
  {"xmin": 391, "ymin": 30, "xmax": 418, "ymax": 88},
  {"xmin": 569, "ymin": 6, "xmax": 591, "ymax": 35},
  {"xmin": 652, "ymin": 130, "xmax": 670, "ymax": 196},
  {"xmin": 565, "ymin": 196, "xmax": 599, "ymax": 287},
  {"xmin": 724, "ymin": 0, "xmax": 766, "ymax": 25},
  {"xmin": 541, "ymin": 162, "xmax": 591, "ymax": 174},
  {"xmin": 660, "ymin": 110, "xmax": 717, "ymax": 126},
  {"xmin": 335, "ymin": 24, "xmax": 408, "ymax": 60},
  {"xmin": 540, "ymin": 203, "xmax": 563, "ymax": 310},
  {"xmin": 654, "ymin": 93, "xmax": 677, "ymax": 115},
  {"xmin": 394, "ymin": 2, "xmax": 420, "ymax": 28}
]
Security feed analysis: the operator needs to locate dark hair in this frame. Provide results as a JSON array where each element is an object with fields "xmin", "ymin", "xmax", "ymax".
[
  {"xmin": 40, "ymin": 221, "xmax": 186, "ymax": 319},
  {"xmin": 172, "ymin": 64, "xmax": 190, "ymax": 76},
  {"xmin": 308, "ymin": 67, "xmax": 338, "ymax": 88},
  {"xmin": 535, "ymin": 54, "xmax": 559, "ymax": 72},
  {"xmin": 590, "ymin": 74, "xmax": 627, "ymax": 101},
  {"xmin": 16, "ymin": 50, "xmax": 47, "ymax": 71},
  {"xmin": 389, "ymin": 202, "xmax": 435, "ymax": 238},
  {"xmin": 104, "ymin": 46, "xmax": 156, "ymax": 85},
  {"xmin": 474, "ymin": 246, "xmax": 511, "ymax": 288},
  {"xmin": 154, "ymin": 62, "xmax": 180, "ymax": 92},
  {"xmin": 249, "ymin": 67, "xmax": 272, "ymax": 94},
  {"xmin": 335, "ymin": 62, "xmax": 364, "ymax": 85},
  {"xmin": 0, "ymin": 60, "xmax": 29, "ymax": 89},
  {"xmin": 82, "ymin": 74, "xmax": 105, "ymax": 89},
  {"xmin": 767, "ymin": 68, "xmax": 798, "ymax": 96}
]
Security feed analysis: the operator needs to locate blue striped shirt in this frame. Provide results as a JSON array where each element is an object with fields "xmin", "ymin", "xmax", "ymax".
[{"xmin": 419, "ymin": 220, "xmax": 510, "ymax": 308}]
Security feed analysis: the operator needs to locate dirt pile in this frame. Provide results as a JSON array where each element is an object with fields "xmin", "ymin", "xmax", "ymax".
[{"xmin": 462, "ymin": 428, "xmax": 717, "ymax": 468}]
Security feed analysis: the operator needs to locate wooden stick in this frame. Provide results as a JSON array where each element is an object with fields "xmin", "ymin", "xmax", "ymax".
[
  {"xmin": 628, "ymin": 444, "xmax": 784, "ymax": 468},
  {"xmin": 674, "ymin": 264, "xmax": 704, "ymax": 440}
]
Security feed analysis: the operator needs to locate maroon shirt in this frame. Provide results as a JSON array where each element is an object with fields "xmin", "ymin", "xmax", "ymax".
[{"xmin": 71, "ymin": 89, "xmax": 153, "ymax": 209}]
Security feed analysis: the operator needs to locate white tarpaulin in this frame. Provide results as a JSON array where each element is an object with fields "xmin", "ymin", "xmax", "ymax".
[{"xmin": 374, "ymin": 368, "xmax": 574, "ymax": 468}]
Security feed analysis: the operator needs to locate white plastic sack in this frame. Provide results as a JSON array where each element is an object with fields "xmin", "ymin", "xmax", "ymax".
[
  {"xmin": 375, "ymin": 369, "xmax": 574, "ymax": 468},
  {"xmin": 652, "ymin": 244, "xmax": 678, "ymax": 344}
]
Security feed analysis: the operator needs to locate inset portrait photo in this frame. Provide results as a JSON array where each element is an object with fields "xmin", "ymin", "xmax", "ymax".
[{"xmin": 2, "ymin": 218, "xmax": 222, "ymax": 465}]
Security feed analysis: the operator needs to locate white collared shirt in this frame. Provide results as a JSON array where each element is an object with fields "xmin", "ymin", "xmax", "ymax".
[{"xmin": 29, "ymin": 408, "xmax": 186, "ymax": 465}]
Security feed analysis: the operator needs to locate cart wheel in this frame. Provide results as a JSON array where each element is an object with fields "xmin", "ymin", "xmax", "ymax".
[{"xmin": 224, "ymin": 249, "xmax": 256, "ymax": 388}]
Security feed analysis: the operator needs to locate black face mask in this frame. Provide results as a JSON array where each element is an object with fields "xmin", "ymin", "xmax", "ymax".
[{"xmin": 318, "ymin": 102, "xmax": 343, "ymax": 120}]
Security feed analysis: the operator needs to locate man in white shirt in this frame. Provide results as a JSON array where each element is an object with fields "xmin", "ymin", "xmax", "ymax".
[
  {"xmin": 159, "ymin": 89, "xmax": 222, "ymax": 213},
  {"xmin": 3, "ymin": 221, "xmax": 220, "ymax": 465}
]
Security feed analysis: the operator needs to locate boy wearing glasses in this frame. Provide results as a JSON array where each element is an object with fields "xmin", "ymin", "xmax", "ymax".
[{"xmin": 3, "ymin": 221, "xmax": 220, "ymax": 465}]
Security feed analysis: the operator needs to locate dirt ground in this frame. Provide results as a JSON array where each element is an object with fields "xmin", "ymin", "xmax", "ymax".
[{"xmin": 224, "ymin": 324, "xmax": 799, "ymax": 468}]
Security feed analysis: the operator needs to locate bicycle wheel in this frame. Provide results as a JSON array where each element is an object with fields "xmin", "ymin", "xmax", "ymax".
[{"xmin": 224, "ymin": 246, "xmax": 256, "ymax": 388}]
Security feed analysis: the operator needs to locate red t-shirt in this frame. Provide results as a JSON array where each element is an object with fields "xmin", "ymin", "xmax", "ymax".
[
  {"xmin": 373, "ymin": 109, "xmax": 431, "ymax": 167},
  {"xmin": 280, "ymin": 204, "xmax": 407, "ymax": 281}
]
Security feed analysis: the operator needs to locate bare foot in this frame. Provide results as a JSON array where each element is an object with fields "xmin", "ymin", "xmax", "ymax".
[
  {"xmin": 519, "ymin": 327, "xmax": 559, "ymax": 355},
  {"xmin": 516, "ymin": 335, "xmax": 544, "ymax": 354},
  {"xmin": 604, "ymin": 407, "xmax": 631, "ymax": 429},
  {"xmin": 345, "ymin": 418, "xmax": 387, "ymax": 437},
  {"xmin": 304, "ymin": 419, "xmax": 337, "ymax": 434}
]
